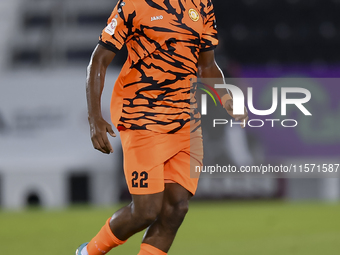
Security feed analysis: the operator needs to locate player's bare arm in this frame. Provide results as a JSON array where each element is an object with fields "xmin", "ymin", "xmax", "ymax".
[
  {"xmin": 86, "ymin": 44, "xmax": 116, "ymax": 154},
  {"xmin": 197, "ymin": 50, "xmax": 249, "ymax": 125}
]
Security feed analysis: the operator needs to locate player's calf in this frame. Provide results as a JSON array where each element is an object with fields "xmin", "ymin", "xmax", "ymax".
[{"xmin": 78, "ymin": 192, "xmax": 164, "ymax": 255}]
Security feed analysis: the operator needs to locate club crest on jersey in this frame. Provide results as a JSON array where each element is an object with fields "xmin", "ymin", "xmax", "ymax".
[
  {"xmin": 151, "ymin": 15, "xmax": 163, "ymax": 21},
  {"xmin": 105, "ymin": 18, "xmax": 117, "ymax": 35},
  {"xmin": 189, "ymin": 9, "xmax": 199, "ymax": 22}
]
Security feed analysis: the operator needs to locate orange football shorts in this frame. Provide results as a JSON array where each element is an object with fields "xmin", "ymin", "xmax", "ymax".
[{"xmin": 119, "ymin": 128, "xmax": 203, "ymax": 195}]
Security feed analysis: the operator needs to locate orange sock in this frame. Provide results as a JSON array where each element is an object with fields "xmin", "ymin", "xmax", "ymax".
[
  {"xmin": 86, "ymin": 218, "xmax": 126, "ymax": 255},
  {"xmin": 137, "ymin": 243, "xmax": 167, "ymax": 255}
]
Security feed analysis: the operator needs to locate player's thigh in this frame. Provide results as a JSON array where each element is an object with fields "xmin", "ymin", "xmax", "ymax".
[
  {"xmin": 163, "ymin": 183, "xmax": 192, "ymax": 205},
  {"xmin": 131, "ymin": 191, "xmax": 164, "ymax": 219}
]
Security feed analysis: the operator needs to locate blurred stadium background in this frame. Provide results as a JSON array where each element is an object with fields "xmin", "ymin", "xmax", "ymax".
[{"xmin": 0, "ymin": 0, "xmax": 339, "ymax": 254}]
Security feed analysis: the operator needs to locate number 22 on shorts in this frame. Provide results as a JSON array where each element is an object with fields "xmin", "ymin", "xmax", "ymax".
[{"xmin": 132, "ymin": 171, "xmax": 149, "ymax": 188}]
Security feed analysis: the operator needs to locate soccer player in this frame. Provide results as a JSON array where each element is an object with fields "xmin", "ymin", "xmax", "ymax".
[{"xmin": 77, "ymin": 0, "xmax": 248, "ymax": 254}]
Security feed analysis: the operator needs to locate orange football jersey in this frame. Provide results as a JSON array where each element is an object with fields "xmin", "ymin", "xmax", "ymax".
[{"xmin": 99, "ymin": 0, "xmax": 218, "ymax": 134}]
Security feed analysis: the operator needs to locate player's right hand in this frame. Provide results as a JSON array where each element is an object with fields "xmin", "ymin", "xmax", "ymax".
[
  {"xmin": 88, "ymin": 117, "xmax": 116, "ymax": 154},
  {"xmin": 224, "ymin": 99, "xmax": 249, "ymax": 128}
]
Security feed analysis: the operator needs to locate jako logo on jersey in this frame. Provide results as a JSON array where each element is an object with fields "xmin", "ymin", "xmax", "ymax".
[
  {"xmin": 189, "ymin": 9, "xmax": 200, "ymax": 22},
  {"xmin": 105, "ymin": 18, "xmax": 117, "ymax": 36},
  {"xmin": 151, "ymin": 15, "xmax": 163, "ymax": 21},
  {"xmin": 198, "ymin": 82, "xmax": 223, "ymax": 115}
]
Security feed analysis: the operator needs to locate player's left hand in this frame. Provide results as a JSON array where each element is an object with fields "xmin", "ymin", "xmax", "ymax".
[{"xmin": 224, "ymin": 99, "xmax": 249, "ymax": 128}]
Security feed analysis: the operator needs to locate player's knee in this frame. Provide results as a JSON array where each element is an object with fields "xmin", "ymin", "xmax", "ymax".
[
  {"xmin": 174, "ymin": 200, "xmax": 189, "ymax": 219},
  {"xmin": 159, "ymin": 199, "xmax": 188, "ymax": 234},
  {"xmin": 166, "ymin": 199, "xmax": 189, "ymax": 221}
]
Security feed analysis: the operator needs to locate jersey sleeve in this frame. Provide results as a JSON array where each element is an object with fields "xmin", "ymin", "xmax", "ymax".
[
  {"xmin": 99, "ymin": 0, "xmax": 137, "ymax": 53},
  {"xmin": 200, "ymin": 0, "xmax": 219, "ymax": 52}
]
